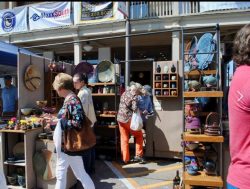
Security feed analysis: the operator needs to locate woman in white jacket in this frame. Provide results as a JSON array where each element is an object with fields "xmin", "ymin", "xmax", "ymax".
[{"xmin": 73, "ymin": 72, "xmax": 97, "ymax": 175}]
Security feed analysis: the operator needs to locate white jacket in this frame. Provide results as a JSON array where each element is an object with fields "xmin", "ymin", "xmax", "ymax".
[{"xmin": 78, "ymin": 86, "xmax": 97, "ymax": 127}]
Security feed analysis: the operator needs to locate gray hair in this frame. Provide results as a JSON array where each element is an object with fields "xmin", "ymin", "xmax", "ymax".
[{"xmin": 130, "ymin": 82, "xmax": 142, "ymax": 92}]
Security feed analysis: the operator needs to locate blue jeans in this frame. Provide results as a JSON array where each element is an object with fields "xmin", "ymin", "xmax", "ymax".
[{"xmin": 227, "ymin": 182, "xmax": 238, "ymax": 189}]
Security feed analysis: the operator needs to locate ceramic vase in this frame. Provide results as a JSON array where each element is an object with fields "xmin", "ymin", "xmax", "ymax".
[
  {"xmin": 156, "ymin": 65, "xmax": 161, "ymax": 73},
  {"xmin": 163, "ymin": 65, "xmax": 169, "ymax": 73},
  {"xmin": 171, "ymin": 64, "xmax": 176, "ymax": 73}
]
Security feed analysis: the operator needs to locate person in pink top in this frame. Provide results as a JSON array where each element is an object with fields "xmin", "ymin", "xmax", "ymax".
[{"xmin": 227, "ymin": 23, "xmax": 250, "ymax": 189}]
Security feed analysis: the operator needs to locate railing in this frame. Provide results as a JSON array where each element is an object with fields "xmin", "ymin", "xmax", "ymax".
[{"xmin": 130, "ymin": 1, "xmax": 200, "ymax": 19}]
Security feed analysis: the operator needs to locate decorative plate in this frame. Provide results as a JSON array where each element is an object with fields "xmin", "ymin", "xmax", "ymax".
[
  {"xmin": 184, "ymin": 36, "xmax": 198, "ymax": 72},
  {"xmin": 13, "ymin": 142, "xmax": 24, "ymax": 158},
  {"xmin": 73, "ymin": 61, "xmax": 94, "ymax": 75},
  {"xmin": 24, "ymin": 65, "xmax": 41, "ymax": 91},
  {"xmin": 96, "ymin": 60, "xmax": 115, "ymax": 82},
  {"xmin": 196, "ymin": 33, "xmax": 216, "ymax": 70}
]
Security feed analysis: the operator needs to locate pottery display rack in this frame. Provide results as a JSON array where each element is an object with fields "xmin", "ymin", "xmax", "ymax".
[
  {"xmin": 44, "ymin": 71, "xmax": 64, "ymax": 112},
  {"xmin": 88, "ymin": 81, "xmax": 120, "ymax": 160},
  {"xmin": 181, "ymin": 25, "xmax": 224, "ymax": 189},
  {"xmin": 153, "ymin": 61, "xmax": 179, "ymax": 97},
  {"xmin": 0, "ymin": 128, "xmax": 43, "ymax": 189}
]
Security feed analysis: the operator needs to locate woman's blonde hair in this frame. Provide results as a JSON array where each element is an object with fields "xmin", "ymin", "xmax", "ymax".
[{"xmin": 52, "ymin": 73, "xmax": 73, "ymax": 90}]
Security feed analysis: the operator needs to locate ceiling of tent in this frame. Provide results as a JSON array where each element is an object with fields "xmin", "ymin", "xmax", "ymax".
[{"xmin": 0, "ymin": 41, "xmax": 38, "ymax": 67}]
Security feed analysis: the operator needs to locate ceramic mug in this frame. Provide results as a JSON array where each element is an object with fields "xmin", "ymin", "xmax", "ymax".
[
  {"xmin": 171, "ymin": 83, "xmax": 176, "ymax": 88},
  {"xmin": 163, "ymin": 83, "xmax": 168, "ymax": 88},
  {"xmin": 171, "ymin": 76, "xmax": 176, "ymax": 80},
  {"xmin": 163, "ymin": 90, "xmax": 169, "ymax": 95}
]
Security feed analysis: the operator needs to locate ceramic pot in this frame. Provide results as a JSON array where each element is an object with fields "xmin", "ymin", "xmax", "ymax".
[
  {"xmin": 163, "ymin": 65, "xmax": 169, "ymax": 73},
  {"xmin": 204, "ymin": 160, "xmax": 216, "ymax": 175},
  {"xmin": 155, "ymin": 83, "xmax": 161, "ymax": 88},
  {"xmin": 156, "ymin": 65, "xmax": 161, "ymax": 73},
  {"xmin": 171, "ymin": 64, "xmax": 176, "ymax": 73}
]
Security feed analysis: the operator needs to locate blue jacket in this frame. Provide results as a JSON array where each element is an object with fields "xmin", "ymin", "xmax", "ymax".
[{"xmin": 138, "ymin": 95, "xmax": 153, "ymax": 121}]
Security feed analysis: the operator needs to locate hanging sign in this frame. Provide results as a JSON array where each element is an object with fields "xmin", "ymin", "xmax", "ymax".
[
  {"xmin": 74, "ymin": 2, "xmax": 124, "ymax": 24},
  {"xmin": 29, "ymin": 2, "xmax": 72, "ymax": 31},
  {"xmin": 0, "ymin": 6, "xmax": 28, "ymax": 35}
]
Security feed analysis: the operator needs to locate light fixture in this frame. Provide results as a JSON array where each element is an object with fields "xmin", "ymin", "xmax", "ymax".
[{"xmin": 83, "ymin": 41, "xmax": 93, "ymax": 52}]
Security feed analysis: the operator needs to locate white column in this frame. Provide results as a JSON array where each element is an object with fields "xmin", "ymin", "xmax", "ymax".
[
  {"xmin": 9, "ymin": 2, "xmax": 17, "ymax": 9},
  {"xmin": 74, "ymin": 42, "xmax": 82, "ymax": 66},
  {"xmin": 172, "ymin": 31, "xmax": 180, "ymax": 61},
  {"xmin": 98, "ymin": 47, "xmax": 111, "ymax": 61}
]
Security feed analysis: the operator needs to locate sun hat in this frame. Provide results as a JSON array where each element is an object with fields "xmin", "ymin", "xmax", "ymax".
[{"xmin": 143, "ymin": 85, "xmax": 152, "ymax": 95}]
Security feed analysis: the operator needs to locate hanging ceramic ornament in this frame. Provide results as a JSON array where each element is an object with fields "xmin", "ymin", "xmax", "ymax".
[
  {"xmin": 163, "ymin": 65, "xmax": 169, "ymax": 73},
  {"xmin": 156, "ymin": 65, "xmax": 161, "ymax": 73},
  {"xmin": 171, "ymin": 64, "xmax": 176, "ymax": 73}
]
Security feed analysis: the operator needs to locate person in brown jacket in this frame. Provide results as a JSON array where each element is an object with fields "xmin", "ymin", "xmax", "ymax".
[{"xmin": 117, "ymin": 82, "xmax": 145, "ymax": 164}]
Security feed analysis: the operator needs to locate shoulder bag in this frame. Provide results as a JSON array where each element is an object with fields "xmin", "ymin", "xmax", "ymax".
[{"xmin": 63, "ymin": 96, "xmax": 96, "ymax": 152}]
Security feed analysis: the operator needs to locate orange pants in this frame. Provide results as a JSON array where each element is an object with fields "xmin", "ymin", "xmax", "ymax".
[{"xmin": 118, "ymin": 120, "xmax": 143, "ymax": 163}]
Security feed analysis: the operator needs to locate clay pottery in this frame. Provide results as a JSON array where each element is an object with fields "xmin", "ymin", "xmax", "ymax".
[
  {"xmin": 204, "ymin": 160, "xmax": 216, "ymax": 175},
  {"xmin": 156, "ymin": 65, "xmax": 161, "ymax": 73},
  {"xmin": 155, "ymin": 83, "xmax": 161, "ymax": 88},
  {"xmin": 163, "ymin": 65, "xmax": 169, "ymax": 73},
  {"xmin": 171, "ymin": 64, "xmax": 176, "ymax": 73},
  {"xmin": 17, "ymin": 175, "xmax": 26, "ymax": 187}
]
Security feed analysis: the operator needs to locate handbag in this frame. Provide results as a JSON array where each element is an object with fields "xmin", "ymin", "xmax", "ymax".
[
  {"xmin": 130, "ymin": 110, "xmax": 143, "ymax": 131},
  {"xmin": 63, "ymin": 96, "xmax": 96, "ymax": 152}
]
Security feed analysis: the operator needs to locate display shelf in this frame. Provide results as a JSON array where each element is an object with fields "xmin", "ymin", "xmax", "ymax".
[
  {"xmin": 183, "ymin": 171, "xmax": 223, "ymax": 187},
  {"xmin": 44, "ymin": 71, "xmax": 64, "ymax": 111},
  {"xmin": 4, "ymin": 161, "xmax": 26, "ymax": 167},
  {"xmin": 7, "ymin": 185, "xmax": 25, "ymax": 189},
  {"xmin": 183, "ymin": 91, "xmax": 223, "ymax": 97},
  {"xmin": 98, "ymin": 114, "xmax": 116, "ymax": 118},
  {"xmin": 185, "ymin": 148, "xmax": 205, "ymax": 157},
  {"xmin": 153, "ymin": 61, "xmax": 179, "ymax": 97},
  {"xmin": 183, "ymin": 132, "xmax": 224, "ymax": 143},
  {"xmin": 88, "ymin": 82, "xmax": 116, "ymax": 86},
  {"xmin": 184, "ymin": 69, "xmax": 217, "ymax": 76},
  {"xmin": 0, "ymin": 128, "xmax": 43, "ymax": 189},
  {"xmin": 92, "ymin": 93, "xmax": 116, "ymax": 96},
  {"xmin": 0, "ymin": 127, "xmax": 42, "ymax": 133}
]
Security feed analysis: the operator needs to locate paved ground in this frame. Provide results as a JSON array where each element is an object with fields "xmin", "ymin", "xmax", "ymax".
[{"xmin": 74, "ymin": 158, "xmax": 182, "ymax": 189}]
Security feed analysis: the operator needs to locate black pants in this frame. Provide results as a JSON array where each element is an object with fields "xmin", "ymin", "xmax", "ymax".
[{"xmin": 82, "ymin": 146, "xmax": 95, "ymax": 175}]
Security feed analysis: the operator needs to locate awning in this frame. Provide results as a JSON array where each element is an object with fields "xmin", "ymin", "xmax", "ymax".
[{"xmin": 0, "ymin": 41, "xmax": 38, "ymax": 67}]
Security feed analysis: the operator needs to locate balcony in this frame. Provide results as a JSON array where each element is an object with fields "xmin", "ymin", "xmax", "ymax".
[{"xmin": 130, "ymin": 1, "xmax": 250, "ymax": 20}]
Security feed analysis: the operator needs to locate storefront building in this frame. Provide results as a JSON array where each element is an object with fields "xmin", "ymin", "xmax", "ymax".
[{"xmin": 0, "ymin": 2, "xmax": 250, "ymax": 187}]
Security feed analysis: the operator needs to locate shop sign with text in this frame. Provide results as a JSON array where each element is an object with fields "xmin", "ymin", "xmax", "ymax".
[{"xmin": 29, "ymin": 2, "xmax": 72, "ymax": 31}]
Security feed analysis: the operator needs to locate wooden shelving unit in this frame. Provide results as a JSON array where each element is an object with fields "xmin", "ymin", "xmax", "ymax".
[
  {"xmin": 183, "ymin": 91, "xmax": 223, "ymax": 98},
  {"xmin": 44, "ymin": 71, "xmax": 64, "ymax": 111},
  {"xmin": 183, "ymin": 132, "xmax": 224, "ymax": 143},
  {"xmin": 89, "ymin": 82, "xmax": 120, "ymax": 160},
  {"xmin": 183, "ymin": 171, "xmax": 223, "ymax": 187},
  {"xmin": 0, "ymin": 127, "xmax": 43, "ymax": 189},
  {"xmin": 153, "ymin": 61, "xmax": 179, "ymax": 97},
  {"xmin": 181, "ymin": 25, "xmax": 224, "ymax": 189}
]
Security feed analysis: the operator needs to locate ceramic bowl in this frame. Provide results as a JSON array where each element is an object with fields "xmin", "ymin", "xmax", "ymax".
[
  {"xmin": 38, "ymin": 133, "xmax": 47, "ymax": 139},
  {"xmin": 7, "ymin": 176, "xmax": 17, "ymax": 185},
  {"xmin": 21, "ymin": 108, "xmax": 33, "ymax": 116},
  {"xmin": 185, "ymin": 142, "xmax": 199, "ymax": 151},
  {"xmin": 36, "ymin": 100, "xmax": 47, "ymax": 108},
  {"xmin": 17, "ymin": 175, "xmax": 25, "ymax": 187}
]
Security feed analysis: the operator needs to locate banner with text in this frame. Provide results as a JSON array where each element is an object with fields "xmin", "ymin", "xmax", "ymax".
[
  {"xmin": 74, "ymin": 2, "xmax": 124, "ymax": 24},
  {"xmin": 0, "ymin": 6, "xmax": 28, "ymax": 35},
  {"xmin": 29, "ymin": 2, "xmax": 72, "ymax": 31}
]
